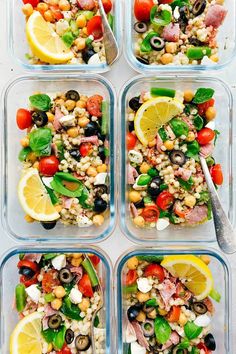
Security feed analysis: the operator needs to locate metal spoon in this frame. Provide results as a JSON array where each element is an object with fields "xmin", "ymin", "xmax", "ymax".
[{"xmin": 97, "ymin": 0, "xmax": 119, "ymax": 65}]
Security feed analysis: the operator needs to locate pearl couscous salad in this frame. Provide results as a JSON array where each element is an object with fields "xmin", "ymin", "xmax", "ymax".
[
  {"xmin": 127, "ymin": 86, "xmax": 223, "ymax": 230},
  {"xmin": 123, "ymin": 254, "xmax": 220, "ymax": 354},
  {"xmin": 21, "ymin": 0, "xmax": 113, "ymax": 65},
  {"xmin": 10, "ymin": 253, "xmax": 105, "ymax": 354},
  {"xmin": 16, "ymin": 89, "xmax": 110, "ymax": 230},
  {"xmin": 133, "ymin": 0, "xmax": 227, "ymax": 66}
]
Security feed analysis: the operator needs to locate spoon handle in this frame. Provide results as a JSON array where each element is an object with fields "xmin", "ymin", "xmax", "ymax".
[{"xmin": 200, "ymin": 156, "xmax": 236, "ymax": 254}]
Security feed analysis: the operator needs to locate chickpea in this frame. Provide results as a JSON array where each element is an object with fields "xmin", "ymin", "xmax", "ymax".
[
  {"xmin": 55, "ymin": 204, "xmax": 62, "ymax": 213},
  {"xmin": 72, "ymin": 253, "xmax": 82, "ymax": 259},
  {"xmin": 148, "ymin": 139, "xmax": 156, "ymax": 148},
  {"xmin": 67, "ymin": 127, "xmax": 79, "ymax": 138},
  {"xmin": 82, "ymin": 27, "xmax": 88, "ymax": 36},
  {"xmin": 165, "ymin": 42, "xmax": 177, "ymax": 54},
  {"xmin": 127, "ymin": 257, "xmax": 139, "ymax": 270},
  {"xmin": 24, "ymin": 214, "xmax": 35, "ymax": 223},
  {"xmin": 136, "ymin": 291, "xmax": 150, "ymax": 303},
  {"xmin": 37, "ymin": 2, "xmax": 49, "ymax": 13},
  {"xmin": 140, "ymin": 162, "xmax": 151, "ymax": 174},
  {"xmin": 93, "ymin": 214, "xmax": 105, "ymax": 226},
  {"xmin": 186, "ymin": 131, "xmax": 195, "ymax": 142},
  {"xmin": 97, "ymin": 164, "xmax": 107, "ymax": 173},
  {"xmin": 54, "ymin": 286, "xmax": 66, "ymax": 298},
  {"xmin": 49, "ymin": 0, "xmax": 58, "ymax": 5},
  {"xmin": 205, "ymin": 107, "xmax": 216, "ymax": 121},
  {"xmin": 27, "ymin": 151, "xmax": 37, "ymax": 164},
  {"xmin": 87, "ymin": 166, "xmax": 97, "ymax": 177},
  {"xmin": 160, "ymin": 53, "xmax": 173, "ymax": 65},
  {"xmin": 178, "ymin": 313, "xmax": 188, "ymax": 326},
  {"xmin": 65, "ymin": 99, "xmax": 76, "ymax": 111},
  {"xmin": 75, "ymin": 37, "xmax": 86, "ymax": 51},
  {"xmin": 158, "ymin": 308, "xmax": 168, "ymax": 316},
  {"xmin": 184, "ymin": 195, "xmax": 196, "ymax": 208},
  {"xmin": 136, "ymin": 311, "xmax": 146, "ymax": 322},
  {"xmin": 47, "ymin": 112, "xmax": 55, "ymax": 123},
  {"xmin": 164, "ymin": 140, "xmax": 174, "ymax": 150},
  {"xmin": 78, "ymin": 117, "xmax": 90, "ymax": 127},
  {"xmin": 59, "ymin": 0, "xmax": 70, "ymax": 11},
  {"xmin": 200, "ymin": 255, "xmax": 211, "ymax": 265},
  {"xmin": 33, "ymin": 161, "xmax": 39, "ymax": 169},
  {"xmin": 216, "ymin": 0, "xmax": 224, "ymax": 4},
  {"xmin": 76, "ymin": 14, "xmax": 87, "ymax": 28},
  {"xmin": 22, "ymin": 3, "xmax": 33, "ymax": 16},
  {"xmin": 47, "ymin": 343, "xmax": 53, "ymax": 353},
  {"xmin": 55, "ymin": 98, "xmax": 65, "ymax": 106},
  {"xmin": 129, "ymin": 191, "xmax": 141, "ymax": 203},
  {"xmin": 51, "ymin": 298, "xmax": 62, "ymax": 310},
  {"xmin": 44, "ymin": 10, "xmax": 55, "ymax": 22},
  {"xmin": 184, "ymin": 90, "xmax": 194, "ymax": 103},
  {"xmin": 71, "ymin": 257, "xmax": 82, "ymax": 267},
  {"xmin": 147, "ymin": 309, "xmax": 157, "ymax": 319},
  {"xmin": 20, "ymin": 137, "xmax": 29, "ymax": 147},
  {"xmin": 76, "ymin": 100, "xmax": 87, "ymax": 109},
  {"xmin": 80, "ymin": 95, "xmax": 88, "ymax": 102},
  {"xmin": 133, "ymin": 216, "xmax": 145, "ymax": 227},
  {"xmin": 79, "ymin": 298, "xmax": 90, "ymax": 312},
  {"xmin": 210, "ymin": 54, "xmax": 219, "ymax": 62}
]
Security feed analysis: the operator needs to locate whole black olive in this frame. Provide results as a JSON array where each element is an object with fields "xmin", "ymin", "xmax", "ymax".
[
  {"xmin": 150, "ymin": 36, "xmax": 165, "ymax": 51},
  {"xmin": 48, "ymin": 314, "xmax": 62, "ymax": 329},
  {"xmin": 98, "ymin": 132, "xmax": 106, "ymax": 141},
  {"xmin": 134, "ymin": 21, "xmax": 148, "ymax": 33},
  {"xmin": 59, "ymin": 268, "xmax": 73, "ymax": 284},
  {"xmin": 127, "ymin": 305, "xmax": 141, "ymax": 322},
  {"xmin": 189, "ymin": 37, "xmax": 203, "ymax": 46},
  {"xmin": 65, "ymin": 90, "xmax": 80, "ymax": 102},
  {"xmin": 40, "ymin": 221, "xmax": 57, "ymax": 230},
  {"xmin": 94, "ymin": 198, "xmax": 108, "ymax": 213},
  {"xmin": 191, "ymin": 302, "xmax": 208, "ymax": 315},
  {"xmin": 141, "ymin": 319, "xmax": 155, "ymax": 337},
  {"xmin": 134, "ymin": 199, "xmax": 145, "ymax": 209},
  {"xmin": 98, "ymin": 146, "xmax": 106, "ymax": 162},
  {"xmin": 32, "ymin": 111, "xmax": 48, "ymax": 127},
  {"xmin": 148, "ymin": 177, "xmax": 162, "ymax": 197},
  {"xmin": 169, "ymin": 150, "xmax": 186, "ymax": 166},
  {"xmin": 65, "ymin": 329, "xmax": 75, "ymax": 345},
  {"xmin": 94, "ymin": 185, "xmax": 108, "ymax": 198},
  {"xmin": 84, "ymin": 122, "xmax": 99, "ymax": 137},
  {"xmin": 136, "ymin": 56, "xmax": 149, "ymax": 65},
  {"xmin": 128, "ymin": 121, "xmax": 135, "ymax": 132},
  {"xmin": 75, "ymin": 335, "xmax": 91, "ymax": 351},
  {"xmin": 204, "ymin": 333, "xmax": 216, "ymax": 351},
  {"xmin": 82, "ymin": 48, "xmax": 96, "ymax": 63},
  {"xmin": 19, "ymin": 266, "xmax": 35, "ymax": 278},
  {"xmin": 69, "ymin": 149, "xmax": 81, "ymax": 161},
  {"xmin": 179, "ymin": 5, "xmax": 190, "ymax": 21},
  {"xmin": 129, "ymin": 97, "xmax": 142, "ymax": 112},
  {"xmin": 192, "ymin": 0, "xmax": 207, "ymax": 16}
]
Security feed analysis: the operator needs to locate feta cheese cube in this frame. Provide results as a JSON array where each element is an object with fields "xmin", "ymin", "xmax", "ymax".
[
  {"xmin": 137, "ymin": 278, "xmax": 152, "ymax": 293},
  {"xmin": 69, "ymin": 287, "xmax": 83, "ymax": 304},
  {"xmin": 131, "ymin": 342, "xmax": 146, "ymax": 354},
  {"xmin": 25, "ymin": 284, "xmax": 41, "ymax": 303},
  {"xmin": 156, "ymin": 218, "xmax": 170, "ymax": 231},
  {"xmin": 51, "ymin": 254, "xmax": 66, "ymax": 271},
  {"xmin": 94, "ymin": 173, "xmax": 108, "ymax": 186},
  {"xmin": 59, "ymin": 115, "xmax": 76, "ymax": 127},
  {"xmin": 77, "ymin": 215, "xmax": 93, "ymax": 227}
]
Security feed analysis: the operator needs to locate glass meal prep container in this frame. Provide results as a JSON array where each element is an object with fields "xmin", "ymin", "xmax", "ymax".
[
  {"xmin": 0, "ymin": 246, "xmax": 113, "ymax": 354},
  {"xmin": 8, "ymin": 0, "xmax": 121, "ymax": 72},
  {"xmin": 125, "ymin": 0, "xmax": 236, "ymax": 73},
  {"xmin": 119, "ymin": 75, "xmax": 234, "ymax": 244},
  {"xmin": 2, "ymin": 74, "xmax": 115, "ymax": 243},
  {"xmin": 116, "ymin": 247, "xmax": 232, "ymax": 354}
]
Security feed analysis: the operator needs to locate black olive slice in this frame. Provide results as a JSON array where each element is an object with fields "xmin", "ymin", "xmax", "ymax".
[
  {"xmin": 48, "ymin": 314, "xmax": 62, "ymax": 329},
  {"xmin": 150, "ymin": 36, "xmax": 165, "ymax": 51},
  {"xmin": 129, "ymin": 97, "xmax": 142, "ymax": 111},
  {"xmin": 69, "ymin": 149, "xmax": 81, "ymax": 161},
  {"xmin": 65, "ymin": 90, "xmax": 80, "ymax": 102},
  {"xmin": 32, "ymin": 111, "xmax": 48, "ymax": 127},
  {"xmin": 204, "ymin": 333, "xmax": 216, "ymax": 351},
  {"xmin": 191, "ymin": 301, "xmax": 208, "ymax": 315},
  {"xmin": 134, "ymin": 22, "xmax": 148, "ymax": 33},
  {"xmin": 141, "ymin": 319, "xmax": 155, "ymax": 337},
  {"xmin": 59, "ymin": 268, "xmax": 73, "ymax": 284},
  {"xmin": 65, "ymin": 328, "xmax": 74, "ymax": 345},
  {"xmin": 84, "ymin": 122, "xmax": 99, "ymax": 137},
  {"xmin": 136, "ymin": 56, "xmax": 149, "ymax": 65},
  {"xmin": 82, "ymin": 48, "xmax": 96, "ymax": 64},
  {"xmin": 169, "ymin": 150, "xmax": 186, "ymax": 166},
  {"xmin": 75, "ymin": 335, "xmax": 91, "ymax": 351},
  {"xmin": 192, "ymin": 0, "xmax": 207, "ymax": 16}
]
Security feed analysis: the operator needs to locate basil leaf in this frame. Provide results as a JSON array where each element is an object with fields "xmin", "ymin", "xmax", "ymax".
[
  {"xmin": 170, "ymin": 118, "xmax": 189, "ymax": 137},
  {"xmin": 18, "ymin": 147, "xmax": 32, "ymax": 162},
  {"xmin": 29, "ymin": 128, "xmax": 52, "ymax": 155},
  {"xmin": 206, "ymin": 156, "xmax": 215, "ymax": 167},
  {"xmin": 150, "ymin": 6, "xmax": 172, "ymax": 27},
  {"xmin": 184, "ymin": 104, "xmax": 198, "ymax": 116},
  {"xmin": 169, "ymin": 213, "xmax": 180, "ymax": 224},
  {"xmin": 56, "ymin": 141, "xmax": 64, "ymax": 161},
  {"xmin": 137, "ymin": 255, "xmax": 164, "ymax": 263},
  {"xmin": 214, "ymin": 129, "xmax": 220, "ymax": 144},
  {"xmin": 154, "ymin": 316, "xmax": 171, "ymax": 344},
  {"xmin": 43, "ymin": 253, "xmax": 59, "ymax": 260},
  {"xmin": 42, "ymin": 328, "xmax": 56, "ymax": 343},
  {"xmin": 141, "ymin": 31, "xmax": 158, "ymax": 52},
  {"xmin": 177, "ymin": 338, "xmax": 190, "ymax": 349},
  {"xmin": 79, "ymin": 187, "xmax": 93, "ymax": 209},
  {"xmin": 193, "ymin": 115, "xmax": 204, "ymax": 131},
  {"xmin": 186, "ymin": 140, "xmax": 200, "ymax": 158},
  {"xmin": 178, "ymin": 176, "xmax": 194, "ymax": 191},
  {"xmin": 146, "ymin": 298, "xmax": 157, "ymax": 307},
  {"xmin": 184, "ymin": 321, "xmax": 203, "ymax": 340},
  {"xmin": 61, "ymin": 31, "xmax": 75, "ymax": 48},
  {"xmin": 94, "ymin": 315, "xmax": 100, "ymax": 328},
  {"xmin": 107, "ymin": 13, "xmax": 114, "ymax": 30},
  {"xmin": 191, "ymin": 348, "xmax": 200, "ymax": 354},
  {"xmin": 159, "ymin": 210, "xmax": 170, "ymax": 218},
  {"xmin": 137, "ymin": 174, "xmax": 152, "ymax": 186},
  {"xmin": 207, "ymin": 199, "xmax": 212, "ymax": 220},
  {"xmin": 193, "ymin": 88, "xmax": 215, "ymax": 104},
  {"xmin": 51, "ymin": 174, "xmax": 83, "ymax": 198},
  {"xmin": 53, "ymin": 326, "xmax": 66, "ymax": 350},
  {"xmin": 45, "ymin": 186, "xmax": 59, "ymax": 205},
  {"xmin": 158, "ymin": 127, "xmax": 168, "ymax": 142},
  {"xmin": 61, "ymin": 297, "xmax": 82, "ymax": 321},
  {"xmin": 160, "ymin": 183, "xmax": 168, "ymax": 191},
  {"xmin": 29, "ymin": 94, "xmax": 51, "ymax": 111},
  {"xmin": 171, "ymin": 0, "xmax": 190, "ymax": 9},
  {"xmin": 143, "ymin": 196, "xmax": 154, "ymax": 205}
]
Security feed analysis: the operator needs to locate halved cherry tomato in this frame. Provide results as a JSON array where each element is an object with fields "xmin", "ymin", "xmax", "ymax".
[
  {"xmin": 210, "ymin": 164, "xmax": 223, "ymax": 185},
  {"xmin": 39, "ymin": 156, "xmax": 59, "ymax": 177},
  {"xmin": 17, "ymin": 260, "xmax": 39, "ymax": 273},
  {"xmin": 50, "ymin": 5, "xmax": 64, "ymax": 20},
  {"xmin": 23, "ymin": 0, "xmax": 39, "ymax": 7},
  {"xmin": 144, "ymin": 264, "xmax": 165, "ymax": 282},
  {"xmin": 173, "ymin": 202, "xmax": 189, "ymax": 219},
  {"xmin": 20, "ymin": 273, "xmax": 39, "ymax": 287},
  {"xmin": 78, "ymin": 274, "xmax": 94, "ymax": 297},
  {"xmin": 79, "ymin": 143, "xmax": 92, "ymax": 157},
  {"xmin": 87, "ymin": 94, "xmax": 103, "ymax": 117},
  {"xmin": 134, "ymin": 0, "xmax": 154, "ymax": 21},
  {"xmin": 42, "ymin": 269, "xmax": 60, "ymax": 293},
  {"xmin": 197, "ymin": 343, "xmax": 211, "ymax": 354},
  {"xmin": 87, "ymin": 16, "xmax": 103, "ymax": 40},
  {"xmin": 124, "ymin": 270, "xmax": 138, "ymax": 286},
  {"xmin": 197, "ymin": 127, "xmax": 215, "ymax": 145},
  {"xmin": 156, "ymin": 191, "xmax": 174, "ymax": 210},
  {"xmin": 89, "ymin": 254, "xmax": 100, "ymax": 267},
  {"xmin": 16, "ymin": 108, "xmax": 32, "ymax": 130},
  {"xmin": 126, "ymin": 132, "xmax": 137, "ymax": 150},
  {"xmin": 102, "ymin": 0, "xmax": 112, "ymax": 13},
  {"xmin": 56, "ymin": 344, "xmax": 72, "ymax": 354},
  {"xmin": 167, "ymin": 306, "xmax": 181, "ymax": 322},
  {"xmin": 141, "ymin": 205, "xmax": 159, "ymax": 222},
  {"xmin": 198, "ymin": 98, "xmax": 215, "ymax": 116}
]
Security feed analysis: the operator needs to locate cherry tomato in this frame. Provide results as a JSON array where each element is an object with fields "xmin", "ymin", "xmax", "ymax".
[
  {"xmin": 20, "ymin": 273, "xmax": 39, "ymax": 287},
  {"xmin": 134, "ymin": 0, "xmax": 154, "ymax": 21},
  {"xmin": 141, "ymin": 205, "xmax": 159, "ymax": 222},
  {"xmin": 16, "ymin": 109, "xmax": 32, "ymax": 130},
  {"xmin": 17, "ymin": 260, "xmax": 39, "ymax": 273},
  {"xmin": 126, "ymin": 132, "xmax": 137, "ymax": 150},
  {"xmin": 156, "ymin": 191, "xmax": 174, "ymax": 210},
  {"xmin": 89, "ymin": 254, "xmax": 100, "ymax": 267},
  {"xmin": 56, "ymin": 344, "xmax": 72, "ymax": 354},
  {"xmin": 167, "ymin": 306, "xmax": 181, "ymax": 322},
  {"xmin": 210, "ymin": 164, "xmax": 223, "ymax": 185},
  {"xmin": 50, "ymin": 5, "xmax": 64, "ymax": 20},
  {"xmin": 78, "ymin": 274, "xmax": 94, "ymax": 297},
  {"xmin": 79, "ymin": 143, "xmax": 92, "ymax": 157},
  {"xmin": 124, "ymin": 270, "xmax": 138, "ymax": 286},
  {"xmin": 144, "ymin": 263, "xmax": 165, "ymax": 282},
  {"xmin": 87, "ymin": 95, "xmax": 103, "ymax": 117},
  {"xmin": 42, "ymin": 269, "xmax": 60, "ymax": 293},
  {"xmin": 197, "ymin": 127, "xmax": 215, "ymax": 145},
  {"xmin": 39, "ymin": 156, "xmax": 59, "ymax": 177},
  {"xmin": 173, "ymin": 202, "xmax": 189, "ymax": 219},
  {"xmin": 87, "ymin": 16, "xmax": 103, "ymax": 40},
  {"xmin": 23, "ymin": 0, "xmax": 39, "ymax": 7},
  {"xmin": 197, "ymin": 343, "xmax": 211, "ymax": 354},
  {"xmin": 102, "ymin": 0, "xmax": 112, "ymax": 13},
  {"xmin": 198, "ymin": 98, "xmax": 215, "ymax": 116}
]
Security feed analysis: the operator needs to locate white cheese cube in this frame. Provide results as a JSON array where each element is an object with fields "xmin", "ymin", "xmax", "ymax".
[
  {"xmin": 137, "ymin": 278, "xmax": 152, "ymax": 293},
  {"xmin": 69, "ymin": 287, "xmax": 83, "ymax": 304},
  {"xmin": 51, "ymin": 254, "xmax": 66, "ymax": 271},
  {"xmin": 25, "ymin": 284, "xmax": 41, "ymax": 303}
]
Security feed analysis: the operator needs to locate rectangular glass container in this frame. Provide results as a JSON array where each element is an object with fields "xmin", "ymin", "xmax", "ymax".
[
  {"xmin": 119, "ymin": 75, "xmax": 234, "ymax": 244},
  {"xmin": 2, "ymin": 74, "xmax": 116, "ymax": 243}
]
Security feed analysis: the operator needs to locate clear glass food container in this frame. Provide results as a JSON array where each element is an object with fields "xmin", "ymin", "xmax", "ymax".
[
  {"xmin": 2, "ymin": 74, "xmax": 116, "ymax": 243},
  {"xmin": 119, "ymin": 75, "xmax": 234, "ymax": 244},
  {"xmin": 0, "ymin": 246, "xmax": 113, "ymax": 354},
  {"xmin": 125, "ymin": 0, "xmax": 236, "ymax": 73},
  {"xmin": 8, "ymin": 0, "xmax": 122, "ymax": 72},
  {"xmin": 115, "ymin": 247, "xmax": 232, "ymax": 354}
]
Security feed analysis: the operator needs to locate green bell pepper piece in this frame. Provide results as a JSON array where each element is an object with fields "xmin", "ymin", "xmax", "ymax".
[
  {"xmin": 61, "ymin": 31, "xmax": 75, "ymax": 48},
  {"xmin": 187, "ymin": 47, "xmax": 211, "ymax": 60},
  {"xmin": 147, "ymin": 168, "xmax": 159, "ymax": 177},
  {"xmin": 137, "ymin": 174, "xmax": 152, "ymax": 186},
  {"xmin": 101, "ymin": 101, "xmax": 109, "ymax": 135},
  {"xmin": 137, "ymin": 255, "xmax": 164, "ymax": 263},
  {"xmin": 15, "ymin": 284, "xmax": 27, "ymax": 312},
  {"xmin": 122, "ymin": 284, "xmax": 138, "ymax": 294},
  {"xmin": 82, "ymin": 257, "xmax": 99, "ymax": 287},
  {"xmin": 151, "ymin": 87, "xmax": 175, "ymax": 98}
]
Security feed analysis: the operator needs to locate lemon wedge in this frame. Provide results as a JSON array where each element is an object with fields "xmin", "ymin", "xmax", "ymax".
[
  {"xmin": 161, "ymin": 255, "xmax": 214, "ymax": 300},
  {"xmin": 26, "ymin": 11, "xmax": 74, "ymax": 64},
  {"xmin": 134, "ymin": 97, "xmax": 184, "ymax": 146}
]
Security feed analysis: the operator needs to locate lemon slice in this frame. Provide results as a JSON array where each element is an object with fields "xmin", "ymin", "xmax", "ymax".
[
  {"xmin": 26, "ymin": 11, "xmax": 74, "ymax": 64},
  {"xmin": 10, "ymin": 312, "xmax": 43, "ymax": 354},
  {"xmin": 161, "ymin": 255, "xmax": 214, "ymax": 300},
  {"xmin": 134, "ymin": 97, "xmax": 184, "ymax": 146},
  {"xmin": 18, "ymin": 168, "xmax": 60, "ymax": 222}
]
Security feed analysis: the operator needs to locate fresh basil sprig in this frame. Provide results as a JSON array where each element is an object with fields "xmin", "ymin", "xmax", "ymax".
[
  {"xmin": 184, "ymin": 321, "xmax": 203, "ymax": 340},
  {"xmin": 18, "ymin": 147, "xmax": 32, "ymax": 162},
  {"xmin": 154, "ymin": 316, "xmax": 171, "ymax": 344},
  {"xmin": 29, "ymin": 128, "xmax": 52, "ymax": 156},
  {"xmin": 178, "ymin": 176, "xmax": 194, "ymax": 191},
  {"xmin": 29, "ymin": 94, "xmax": 51, "ymax": 111},
  {"xmin": 186, "ymin": 140, "xmax": 200, "ymax": 158},
  {"xmin": 140, "ymin": 31, "xmax": 158, "ymax": 52},
  {"xmin": 150, "ymin": 6, "xmax": 172, "ymax": 27},
  {"xmin": 192, "ymin": 88, "xmax": 215, "ymax": 104}
]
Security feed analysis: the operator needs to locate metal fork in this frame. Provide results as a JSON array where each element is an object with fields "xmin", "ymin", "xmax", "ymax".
[{"xmin": 97, "ymin": 0, "xmax": 119, "ymax": 65}]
